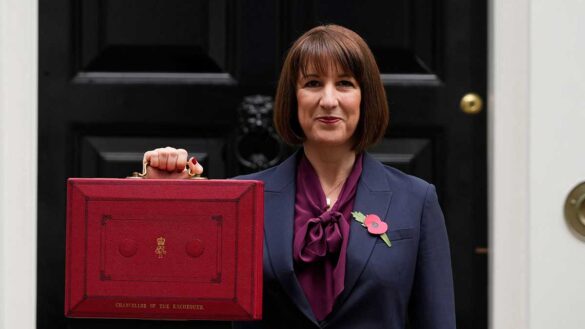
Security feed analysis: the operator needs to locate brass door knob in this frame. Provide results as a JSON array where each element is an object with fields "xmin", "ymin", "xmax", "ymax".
[
  {"xmin": 460, "ymin": 93, "xmax": 484, "ymax": 115},
  {"xmin": 564, "ymin": 182, "xmax": 585, "ymax": 237}
]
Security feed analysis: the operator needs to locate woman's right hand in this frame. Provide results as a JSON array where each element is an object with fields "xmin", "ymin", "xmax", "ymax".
[{"xmin": 142, "ymin": 147, "xmax": 204, "ymax": 179}]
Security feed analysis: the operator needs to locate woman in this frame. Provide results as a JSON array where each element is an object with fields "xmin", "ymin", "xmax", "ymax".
[{"xmin": 144, "ymin": 25, "xmax": 455, "ymax": 329}]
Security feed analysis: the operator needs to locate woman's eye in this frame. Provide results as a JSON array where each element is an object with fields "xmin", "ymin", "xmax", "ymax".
[
  {"xmin": 304, "ymin": 80, "xmax": 321, "ymax": 88},
  {"xmin": 338, "ymin": 80, "xmax": 355, "ymax": 87}
]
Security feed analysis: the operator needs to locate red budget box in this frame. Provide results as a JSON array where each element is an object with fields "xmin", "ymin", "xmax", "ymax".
[{"xmin": 65, "ymin": 178, "xmax": 263, "ymax": 320}]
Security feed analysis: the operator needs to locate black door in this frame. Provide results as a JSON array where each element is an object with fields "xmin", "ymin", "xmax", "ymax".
[{"xmin": 38, "ymin": 1, "xmax": 487, "ymax": 328}]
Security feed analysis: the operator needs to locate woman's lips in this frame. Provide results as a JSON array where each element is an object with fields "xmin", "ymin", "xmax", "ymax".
[{"xmin": 317, "ymin": 116, "xmax": 341, "ymax": 124}]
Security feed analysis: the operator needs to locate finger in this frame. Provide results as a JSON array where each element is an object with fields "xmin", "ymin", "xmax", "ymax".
[
  {"xmin": 187, "ymin": 156, "xmax": 204, "ymax": 176},
  {"xmin": 176, "ymin": 149, "xmax": 188, "ymax": 173},
  {"xmin": 143, "ymin": 150, "xmax": 154, "ymax": 165},
  {"xmin": 157, "ymin": 148, "xmax": 169, "ymax": 171},
  {"xmin": 149, "ymin": 151, "xmax": 160, "ymax": 168},
  {"xmin": 165, "ymin": 147, "xmax": 178, "ymax": 172}
]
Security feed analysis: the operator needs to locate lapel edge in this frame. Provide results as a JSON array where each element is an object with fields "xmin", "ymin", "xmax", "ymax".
[
  {"xmin": 332, "ymin": 153, "xmax": 394, "ymax": 313},
  {"xmin": 263, "ymin": 152, "xmax": 320, "ymax": 326}
]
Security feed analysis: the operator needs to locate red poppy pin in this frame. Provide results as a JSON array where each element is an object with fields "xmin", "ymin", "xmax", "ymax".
[{"xmin": 351, "ymin": 211, "xmax": 392, "ymax": 247}]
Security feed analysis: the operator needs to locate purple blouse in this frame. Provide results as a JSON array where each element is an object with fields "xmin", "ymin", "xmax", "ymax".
[{"xmin": 292, "ymin": 153, "xmax": 363, "ymax": 320}]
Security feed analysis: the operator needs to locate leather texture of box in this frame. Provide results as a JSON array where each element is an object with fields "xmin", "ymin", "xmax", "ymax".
[{"xmin": 65, "ymin": 178, "xmax": 263, "ymax": 320}]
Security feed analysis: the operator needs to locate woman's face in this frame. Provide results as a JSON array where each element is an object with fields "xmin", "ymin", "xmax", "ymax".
[{"xmin": 296, "ymin": 63, "xmax": 361, "ymax": 150}]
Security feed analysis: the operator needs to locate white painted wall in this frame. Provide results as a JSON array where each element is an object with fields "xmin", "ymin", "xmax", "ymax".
[
  {"xmin": 529, "ymin": 0, "xmax": 585, "ymax": 327},
  {"xmin": 0, "ymin": 0, "xmax": 38, "ymax": 328},
  {"xmin": 491, "ymin": 0, "xmax": 585, "ymax": 329}
]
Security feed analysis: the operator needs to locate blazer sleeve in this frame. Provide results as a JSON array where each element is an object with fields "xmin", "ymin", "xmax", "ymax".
[{"xmin": 409, "ymin": 184, "xmax": 457, "ymax": 329}]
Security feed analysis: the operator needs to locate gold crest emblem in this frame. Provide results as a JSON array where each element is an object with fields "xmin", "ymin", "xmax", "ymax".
[{"xmin": 155, "ymin": 236, "xmax": 166, "ymax": 258}]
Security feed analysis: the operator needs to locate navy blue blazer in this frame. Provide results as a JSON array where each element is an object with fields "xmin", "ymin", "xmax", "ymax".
[{"xmin": 234, "ymin": 152, "xmax": 455, "ymax": 329}]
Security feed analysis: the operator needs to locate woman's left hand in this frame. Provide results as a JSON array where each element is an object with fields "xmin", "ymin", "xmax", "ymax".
[{"xmin": 142, "ymin": 147, "xmax": 204, "ymax": 179}]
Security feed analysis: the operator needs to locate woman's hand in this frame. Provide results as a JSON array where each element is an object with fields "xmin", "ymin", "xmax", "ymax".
[{"xmin": 142, "ymin": 147, "xmax": 204, "ymax": 179}]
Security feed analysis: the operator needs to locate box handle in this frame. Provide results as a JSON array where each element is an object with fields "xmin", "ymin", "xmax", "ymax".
[{"xmin": 127, "ymin": 161, "xmax": 205, "ymax": 179}]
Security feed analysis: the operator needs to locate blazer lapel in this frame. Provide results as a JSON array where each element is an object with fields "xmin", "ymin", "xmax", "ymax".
[
  {"xmin": 263, "ymin": 152, "xmax": 319, "ymax": 325},
  {"xmin": 335, "ymin": 153, "xmax": 393, "ymax": 306}
]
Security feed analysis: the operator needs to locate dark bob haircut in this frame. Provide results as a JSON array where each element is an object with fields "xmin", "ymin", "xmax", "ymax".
[{"xmin": 273, "ymin": 24, "xmax": 389, "ymax": 153}]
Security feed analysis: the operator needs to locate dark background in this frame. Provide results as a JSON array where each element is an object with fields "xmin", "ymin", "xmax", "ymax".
[{"xmin": 38, "ymin": 0, "xmax": 487, "ymax": 328}]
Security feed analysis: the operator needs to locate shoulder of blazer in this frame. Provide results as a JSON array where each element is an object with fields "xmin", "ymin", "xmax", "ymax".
[
  {"xmin": 233, "ymin": 151, "xmax": 299, "ymax": 192},
  {"xmin": 233, "ymin": 152, "xmax": 433, "ymax": 198},
  {"xmin": 363, "ymin": 153, "xmax": 432, "ymax": 200},
  {"xmin": 384, "ymin": 163, "xmax": 430, "ymax": 190},
  {"xmin": 233, "ymin": 165, "xmax": 280, "ymax": 183}
]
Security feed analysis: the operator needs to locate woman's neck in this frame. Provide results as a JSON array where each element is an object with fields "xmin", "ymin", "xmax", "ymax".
[{"xmin": 303, "ymin": 143, "xmax": 357, "ymax": 192}]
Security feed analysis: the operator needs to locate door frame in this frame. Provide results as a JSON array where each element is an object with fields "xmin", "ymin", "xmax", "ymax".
[
  {"xmin": 488, "ymin": 0, "xmax": 530, "ymax": 328},
  {"xmin": 0, "ymin": 0, "xmax": 38, "ymax": 328},
  {"xmin": 0, "ymin": 0, "xmax": 533, "ymax": 327}
]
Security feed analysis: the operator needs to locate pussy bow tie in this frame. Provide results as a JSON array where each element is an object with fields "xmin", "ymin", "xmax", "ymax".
[{"xmin": 294, "ymin": 210, "xmax": 346, "ymax": 263}]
